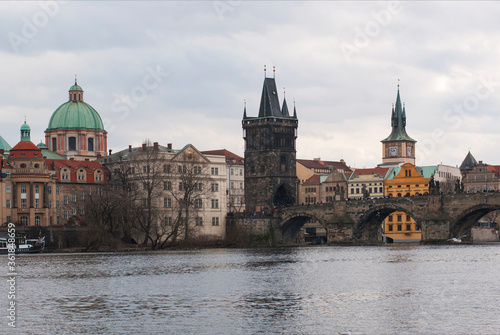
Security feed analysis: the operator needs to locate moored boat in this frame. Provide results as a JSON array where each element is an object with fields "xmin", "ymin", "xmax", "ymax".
[{"xmin": 0, "ymin": 236, "xmax": 45, "ymax": 254}]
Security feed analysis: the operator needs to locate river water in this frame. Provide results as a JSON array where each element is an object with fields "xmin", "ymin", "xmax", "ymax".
[{"xmin": 1, "ymin": 245, "xmax": 500, "ymax": 335}]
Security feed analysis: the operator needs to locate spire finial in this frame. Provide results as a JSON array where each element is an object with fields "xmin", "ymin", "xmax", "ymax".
[
  {"xmin": 264, "ymin": 65, "xmax": 266, "ymax": 77},
  {"xmin": 24, "ymin": 115, "xmax": 26, "ymax": 123},
  {"xmin": 273, "ymin": 66, "xmax": 275, "ymax": 78},
  {"xmin": 283, "ymin": 87, "xmax": 285, "ymax": 97},
  {"xmin": 397, "ymin": 78, "xmax": 400, "ymax": 90},
  {"xmin": 75, "ymin": 74, "xmax": 77, "ymax": 85}
]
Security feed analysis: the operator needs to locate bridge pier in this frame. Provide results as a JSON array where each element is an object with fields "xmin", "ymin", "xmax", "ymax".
[{"xmin": 420, "ymin": 212, "xmax": 451, "ymax": 242}]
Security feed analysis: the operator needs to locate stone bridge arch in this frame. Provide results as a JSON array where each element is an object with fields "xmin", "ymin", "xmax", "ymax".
[
  {"xmin": 354, "ymin": 204, "xmax": 424, "ymax": 243},
  {"xmin": 280, "ymin": 211, "xmax": 327, "ymax": 242},
  {"xmin": 450, "ymin": 203, "xmax": 500, "ymax": 238}
]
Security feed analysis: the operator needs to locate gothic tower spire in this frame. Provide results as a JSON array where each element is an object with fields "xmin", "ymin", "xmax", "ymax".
[{"xmin": 380, "ymin": 82, "xmax": 416, "ymax": 166}]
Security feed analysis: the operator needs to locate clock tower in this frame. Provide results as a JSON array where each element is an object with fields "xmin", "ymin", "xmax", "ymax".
[{"xmin": 381, "ymin": 85, "xmax": 416, "ymax": 165}]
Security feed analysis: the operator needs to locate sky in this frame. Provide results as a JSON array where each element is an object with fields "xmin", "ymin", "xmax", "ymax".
[{"xmin": 1, "ymin": 1, "xmax": 500, "ymax": 169}]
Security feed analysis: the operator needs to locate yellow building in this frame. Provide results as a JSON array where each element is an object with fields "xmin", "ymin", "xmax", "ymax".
[{"xmin": 383, "ymin": 163, "xmax": 430, "ymax": 242}]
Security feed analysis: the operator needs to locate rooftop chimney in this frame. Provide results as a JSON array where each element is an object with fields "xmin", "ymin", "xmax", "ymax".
[
  {"xmin": 167, "ymin": 143, "xmax": 172, "ymax": 151},
  {"xmin": 109, "ymin": 149, "xmax": 112, "ymax": 155},
  {"xmin": 129, "ymin": 145, "xmax": 132, "ymax": 152},
  {"xmin": 153, "ymin": 142, "xmax": 159, "ymax": 150},
  {"xmin": 142, "ymin": 143, "xmax": 147, "ymax": 151}
]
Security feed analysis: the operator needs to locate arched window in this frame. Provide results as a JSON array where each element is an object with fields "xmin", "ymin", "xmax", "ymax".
[
  {"xmin": 52, "ymin": 137, "xmax": 57, "ymax": 151},
  {"xmin": 397, "ymin": 193, "xmax": 402, "ymax": 197}
]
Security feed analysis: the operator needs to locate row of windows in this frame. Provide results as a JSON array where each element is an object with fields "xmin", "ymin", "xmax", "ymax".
[
  {"xmin": 231, "ymin": 168, "xmax": 243, "ymax": 176},
  {"xmin": 387, "ymin": 224, "xmax": 420, "ymax": 232},
  {"xmin": 164, "ymin": 216, "xmax": 220, "ymax": 226},
  {"xmin": 352, "ymin": 183, "xmax": 383, "ymax": 187},
  {"xmin": 52, "ymin": 137, "xmax": 96, "ymax": 152},
  {"xmin": 351, "ymin": 187, "xmax": 384, "ymax": 194},
  {"xmin": 163, "ymin": 198, "xmax": 219, "ymax": 209},
  {"xmin": 229, "ymin": 181, "xmax": 244, "ymax": 189},
  {"xmin": 387, "ymin": 214, "xmax": 412, "ymax": 222}
]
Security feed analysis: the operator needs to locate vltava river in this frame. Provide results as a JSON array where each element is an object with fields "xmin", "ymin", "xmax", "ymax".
[{"xmin": 1, "ymin": 245, "xmax": 500, "ymax": 334}]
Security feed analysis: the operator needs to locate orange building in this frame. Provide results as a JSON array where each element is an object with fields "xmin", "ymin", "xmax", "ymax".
[{"xmin": 383, "ymin": 163, "xmax": 430, "ymax": 242}]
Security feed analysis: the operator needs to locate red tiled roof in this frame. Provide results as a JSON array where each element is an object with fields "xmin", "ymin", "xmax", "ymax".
[
  {"xmin": 45, "ymin": 159, "xmax": 108, "ymax": 183},
  {"xmin": 352, "ymin": 167, "xmax": 389, "ymax": 177},
  {"xmin": 303, "ymin": 174, "xmax": 321, "ymax": 184},
  {"xmin": 201, "ymin": 149, "xmax": 244, "ymax": 165},
  {"xmin": 487, "ymin": 165, "xmax": 500, "ymax": 177},
  {"xmin": 297, "ymin": 159, "xmax": 328, "ymax": 170},
  {"xmin": 9, "ymin": 141, "xmax": 43, "ymax": 158},
  {"xmin": 321, "ymin": 160, "xmax": 352, "ymax": 172}
]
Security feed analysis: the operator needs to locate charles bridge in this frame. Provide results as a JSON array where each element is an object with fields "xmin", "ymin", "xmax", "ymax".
[{"xmin": 273, "ymin": 192, "xmax": 500, "ymax": 243}]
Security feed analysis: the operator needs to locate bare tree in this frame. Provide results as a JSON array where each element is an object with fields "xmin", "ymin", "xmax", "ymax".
[
  {"xmin": 127, "ymin": 140, "xmax": 166, "ymax": 248},
  {"xmin": 164, "ymin": 149, "xmax": 212, "ymax": 244}
]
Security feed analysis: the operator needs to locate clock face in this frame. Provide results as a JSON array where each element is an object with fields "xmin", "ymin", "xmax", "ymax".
[
  {"xmin": 390, "ymin": 147, "xmax": 397, "ymax": 157},
  {"xmin": 407, "ymin": 147, "xmax": 412, "ymax": 156}
]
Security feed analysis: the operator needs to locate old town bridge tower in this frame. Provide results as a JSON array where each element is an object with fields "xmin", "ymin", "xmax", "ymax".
[{"xmin": 242, "ymin": 71, "xmax": 298, "ymax": 212}]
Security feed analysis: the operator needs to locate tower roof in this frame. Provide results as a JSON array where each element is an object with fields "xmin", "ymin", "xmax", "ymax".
[
  {"xmin": 459, "ymin": 151, "xmax": 478, "ymax": 172},
  {"xmin": 0, "ymin": 135, "xmax": 11, "ymax": 151},
  {"xmin": 382, "ymin": 87, "xmax": 415, "ymax": 142},
  {"xmin": 258, "ymin": 77, "xmax": 282, "ymax": 117}
]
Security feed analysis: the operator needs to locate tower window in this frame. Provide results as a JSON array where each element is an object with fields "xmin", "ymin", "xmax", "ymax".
[
  {"xmin": 280, "ymin": 155, "xmax": 287, "ymax": 173},
  {"xmin": 88, "ymin": 138, "xmax": 94, "ymax": 152},
  {"xmin": 68, "ymin": 137, "xmax": 76, "ymax": 151},
  {"xmin": 52, "ymin": 138, "xmax": 57, "ymax": 151}
]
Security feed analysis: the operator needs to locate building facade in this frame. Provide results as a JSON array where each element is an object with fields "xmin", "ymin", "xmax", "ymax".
[
  {"xmin": 347, "ymin": 168, "xmax": 389, "ymax": 200},
  {"xmin": 462, "ymin": 161, "xmax": 500, "ymax": 192},
  {"xmin": 1, "ymin": 122, "xmax": 107, "ymax": 227},
  {"xmin": 201, "ymin": 149, "xmax": 245, "ymax": 213},
  {"xmin": 242, "ymin": 75, "xmax": 298, "ymax": 212},
  {"xmin": 101, "ymin": 142, "xmax": 227, "ymax": 240}
]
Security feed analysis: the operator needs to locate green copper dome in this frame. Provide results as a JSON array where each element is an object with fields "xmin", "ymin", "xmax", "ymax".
[
  {"xmin": 47, "ymin": 100, "xmax": 104, "ymax": 131},
  {"xmin": 20, "ymin": 122, "xmax": 30, "ymax": 131},
  {"xmin": 69, "ymin": 84, "xmax": 83, "ymax": 91},
  {"xmin": 46, "ymin": 81, "xmax": 105, "ymax": 131}
]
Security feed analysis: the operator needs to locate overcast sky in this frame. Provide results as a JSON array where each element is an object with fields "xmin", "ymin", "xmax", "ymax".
[{"xmin": 1, "ymin": 1, "xmax": 500, "ymax": 168}]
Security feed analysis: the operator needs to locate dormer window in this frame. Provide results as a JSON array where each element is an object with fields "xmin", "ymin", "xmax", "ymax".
[
  {"xmin": 77, "ymin": 169, "xmax": 86, "ymax": 182},
  {"xmin": 61, "ymin": 168, "xmax": 70, "ymax": 181},
  {"xmin": 94, "ymin": 169, "xmax": 103, "ymax": 182}
]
